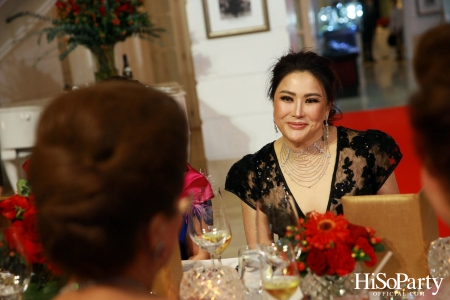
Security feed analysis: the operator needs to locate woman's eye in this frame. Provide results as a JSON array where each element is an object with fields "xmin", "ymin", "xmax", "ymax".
[
  {"xmin": 306, "ymin": 98, "xmax": 319, "ymax": 103},
  {"xmin": 280, "ymin": 96, "xmax": 293, "ymax": 102}
]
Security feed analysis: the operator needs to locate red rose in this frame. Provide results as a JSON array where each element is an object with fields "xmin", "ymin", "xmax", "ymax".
[
  {"xmin": 55, "ymin": 1, "xmax": 66, "ymax": 10},
  {"xmin": 0, "ymin": 194, "xmax": 31, "ymax": 220},
  {"xmin": 306, "ymin": 248, "xmax": 327, "ymax": 276},
  {"xmin": 347, "ymin": 223, "xmax": 369, "ymax": 244},
  {"xmin": 99, "ymin": 6, "xmax": 106, "ymax": 16},
  {"xmin": 356, "ymin": 237, "xmax": 377, "ymax": 267},
  {"xmin": 72, "ymin": 4, "xmax": 80, "ymax": 13},
  {"xmin": 4, "ymin": 209, "xmax": 45, "ymax": 265},
  {"xmin": 115, "ymin": 4, "xmax": 129, "ymax": 14},
  {"xmin": 324, "ymin": 243, "xmax": 356, "ymax": 276}
]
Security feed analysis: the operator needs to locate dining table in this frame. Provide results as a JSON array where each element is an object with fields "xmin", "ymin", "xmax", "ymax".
[{"xmin": 181, "ymin": 258, "xmax": 387, "ymax": 300}]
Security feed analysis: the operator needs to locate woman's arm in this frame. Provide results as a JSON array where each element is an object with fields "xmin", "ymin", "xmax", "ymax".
[
  {"xmin": 241, "ymin": 202, "xmax": 272, "ymax": 246},
  {"xmin": 185, "ymin": 234, "xmax": 210, "ymax": 260},
  {"xmin": 377, "ymin": 172, "xmax": 400, "ymax": 194}
]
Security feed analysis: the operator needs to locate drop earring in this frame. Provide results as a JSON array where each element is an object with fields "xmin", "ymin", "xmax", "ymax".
[
  {"xmin": 325, "ymin": 115, "xmax": 329, "ymax": 140},
  {"xmin": 274, "ymin": 121, "xmax": 278, "ymax": 133},
  {"xmin": 153, "ymin": 241, "xmax": 165, "ymax": 259}
]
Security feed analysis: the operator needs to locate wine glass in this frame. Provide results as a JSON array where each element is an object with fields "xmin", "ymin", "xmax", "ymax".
[
  {"xmin": 256, "ymin": 196, "xmax": 301, "ymax": 300},
  {"xmin": 188, "ymin": 189, "xmax": 231, "ymax": 273},
  {"xmin": 259, "ymin": 238, "xmax": 300, "ymax": 300},
  {"xmin": 210, "ymin": 189, "xmax": 232, "ymax": 266}
]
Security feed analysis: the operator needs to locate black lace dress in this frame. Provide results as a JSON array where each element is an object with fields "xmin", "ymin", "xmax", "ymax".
[{"xmin": 225, "ymin": 127, "xmax": 402, "ymax": 235}]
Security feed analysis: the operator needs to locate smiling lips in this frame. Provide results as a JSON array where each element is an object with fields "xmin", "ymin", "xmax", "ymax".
[{"xmin": 287, "ymin": 122, "xmax": 308, "ymax": 130}]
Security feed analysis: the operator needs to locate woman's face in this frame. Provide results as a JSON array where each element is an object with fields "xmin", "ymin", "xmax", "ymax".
[{"xmin": 273, "ymin": 71, "xmax": 330, "ymax": 149}]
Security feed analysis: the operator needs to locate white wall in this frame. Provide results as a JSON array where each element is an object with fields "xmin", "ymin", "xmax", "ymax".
[
  {"xmin": 0, "ymin": 0, "xmax": 64, "ymax": 105},
  {"xmin": 403, "ymin": 1, "xmax": 443, "ymax": 61},
  {"xmin": 402, "ymin": 1, "xmax": 443, "ymax": 89},
  {"xmin": 186, "ymin": 0, "xmax": 290, "ymax": 161}
]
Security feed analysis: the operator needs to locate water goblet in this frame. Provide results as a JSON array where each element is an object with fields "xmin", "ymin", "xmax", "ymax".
[{"xmin": 238, "ymin": 245, "xmax": 262, "ymax": 299}]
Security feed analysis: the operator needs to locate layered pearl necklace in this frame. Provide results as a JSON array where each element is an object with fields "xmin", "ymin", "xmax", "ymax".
[{"xmin": 280, "ymin": 136, "xmax": 331, "ymax": 188}]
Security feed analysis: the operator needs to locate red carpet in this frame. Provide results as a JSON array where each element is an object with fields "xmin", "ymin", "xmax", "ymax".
[{"xmin": 335, "ymin": 105, "xmax": 450, "ymax": 236}]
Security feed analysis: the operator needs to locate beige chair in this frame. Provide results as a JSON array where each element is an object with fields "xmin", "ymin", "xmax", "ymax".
[{"xmin": 342, "ymin": 192, "xmax": 439, "ymax": 279}]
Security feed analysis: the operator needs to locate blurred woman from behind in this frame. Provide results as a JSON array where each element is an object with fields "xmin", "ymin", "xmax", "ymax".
[{"xmin": 29, "ymin": 81, "xmax": 189, "ymax": 300}]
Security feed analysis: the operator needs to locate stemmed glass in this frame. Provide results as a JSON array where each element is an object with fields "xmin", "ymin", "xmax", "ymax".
[
  {"xmin": 188, "ymin": 188, "xmax": 232, "ymax": 273},
  {"xmin": 210, "ymin": 189, "xmax": 232, "ymax": 266},
  {"xmin": 259, "ymin": 238, "xmax": 300, "ymax": 300},
  {"xmin": 256, "ymin": 196, "xmax": 301, "ymax": 300},
  {"xmin": 0, "ymin": 231, "xmax": 32, "ymax": 300}
]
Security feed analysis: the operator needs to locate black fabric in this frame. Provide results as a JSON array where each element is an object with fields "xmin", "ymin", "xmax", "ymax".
[
  {"xmin": 225, "ymin": 127, "xmax": 402, "ymax": 227},
  {"xmin": 388, "ymin": 34, "xmax": 397, "ymax": 47}
]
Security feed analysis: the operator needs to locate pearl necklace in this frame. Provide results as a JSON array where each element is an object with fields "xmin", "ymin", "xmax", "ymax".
[{"xmin": 280, "ymin": 137, "xmax": 331, "ymax": 188}]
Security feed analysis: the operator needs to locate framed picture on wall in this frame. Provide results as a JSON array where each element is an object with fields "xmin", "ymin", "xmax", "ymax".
[
  {"xmin": 416, "ymin": 0, "xmax": 443, "ymax": 15},
  {"xmin": 202, "ymin": 0, "xmax": 270, "ymax": 39}
]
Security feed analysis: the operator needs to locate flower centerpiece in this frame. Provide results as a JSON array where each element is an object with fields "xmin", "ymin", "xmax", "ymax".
[
  {"xmin": 285, "ymin": 211, "xmax": 385, "ymax": 299},
  {"xmin": 6, "ymin": 0, "xmax": 163, "ymax": 81},
  {"xmin": 0, "ymin": 160, "xmax": 61, "ymax": 300}
]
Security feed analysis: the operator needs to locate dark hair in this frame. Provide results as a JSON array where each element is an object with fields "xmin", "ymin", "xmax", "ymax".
[
  {"xmin": 409, "ymin": 78, "xmax": 450, "ymax": 189},
  {"xmin": 29, "ymin": 81, "xmax": 188, "ymax": 278},
  {"xmin": 267, "ymin": 50, "xmax": 342, "ymax": 122},
  {"xmin": 414, "ymin": 23, "xmax": 450, "ymax": 87}
]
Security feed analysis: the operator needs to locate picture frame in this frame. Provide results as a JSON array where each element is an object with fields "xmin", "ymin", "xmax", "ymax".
[
  {"xmin": 202, "ymin": 0, "xmax": 270, "ymax": 39},
  {"xmin": 416, "ymin": 0, "xmax": 443, "ymax": 16}
]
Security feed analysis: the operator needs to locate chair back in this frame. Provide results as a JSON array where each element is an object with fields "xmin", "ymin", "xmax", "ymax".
[{"xmin": 342, "ymin": 192, "xmax": 439, "ymax": 279}]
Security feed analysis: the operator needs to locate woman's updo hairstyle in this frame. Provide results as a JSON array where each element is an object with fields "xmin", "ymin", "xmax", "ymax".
[
  {"xmin": 267, "ymin": 49, "xmax": 342, "ymax": 123},
  {"xmin": 29, "ymin": 81, "xmax": 188, "ymax": 278},
  {"xmin": 410, "ymin": 77, "xmax": 450, "ymax": 190}
]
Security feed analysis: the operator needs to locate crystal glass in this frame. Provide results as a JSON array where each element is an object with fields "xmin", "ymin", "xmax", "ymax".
[
  {"xmin": 238, "ymin": 245, "xmax": 262, "ymax": 298},
  {"xmin": 255, "ymin": 197, "xmax": 300, "ymax": 300},
  {"xmin": 211, "ymin": 189, "xmax": 232, "ymax": 266},
  {"xmin": 428, "ymin": 237, "xmax": 450, "ymax": 278},
  {"xmin": 0, "ymin": 232, "xmax": 32, "ymax": 300},
  {"xmin": 188, "ymin": 189, "xmax": 231, "ymax": 273},
  {"xmin": 259, "ymin": 238, "xmax": 300, "ymax": 300}
]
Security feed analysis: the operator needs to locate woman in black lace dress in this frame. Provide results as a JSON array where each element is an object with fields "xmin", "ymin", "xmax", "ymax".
[{"xmin": 225, "ymin": 50, "xmax": 402, "ymax": 244}]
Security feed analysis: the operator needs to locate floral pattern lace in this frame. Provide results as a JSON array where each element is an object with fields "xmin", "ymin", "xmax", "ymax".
[{"xmin": 225, "ymin": 127, "xmax": 402, "ymax": 235}]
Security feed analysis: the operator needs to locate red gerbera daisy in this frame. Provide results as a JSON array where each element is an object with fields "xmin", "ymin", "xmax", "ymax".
[{"xmin": 304, "ymin": 211, "xmax": 350, "ymax": 250}]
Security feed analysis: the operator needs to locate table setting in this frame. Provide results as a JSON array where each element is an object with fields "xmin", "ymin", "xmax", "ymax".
[{"xmin": 176, "ymin": 189, "xmax": 449, "ymax": 300}]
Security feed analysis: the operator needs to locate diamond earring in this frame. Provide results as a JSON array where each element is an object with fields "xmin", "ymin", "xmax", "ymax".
[
  {"xmin": 325, "ymin": 115, "xmax": 329, "ymax": 139},
  {"xmin": 274, "ymin": 121, "xmax": 278, "ymax": 133}
]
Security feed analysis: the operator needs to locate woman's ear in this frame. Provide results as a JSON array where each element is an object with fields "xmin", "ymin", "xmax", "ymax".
[{"xmin": 147, "ymin": 212, "xmax": 182, "ymax": 265}]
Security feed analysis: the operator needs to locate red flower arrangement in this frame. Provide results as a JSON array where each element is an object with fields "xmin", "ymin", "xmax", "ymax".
[
  {"xmin": 0, "ymin": 160, "xmax": 61, "ymax": 299},
  {"xmin": 6, "ymin": 0, "xmax": 163, "ymax": 61},
  {"xmin": 285, "ymin": 211, "xmax": 384, "ymax": 277}
]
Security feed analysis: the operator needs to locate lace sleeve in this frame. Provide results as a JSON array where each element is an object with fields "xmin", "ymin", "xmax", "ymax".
[
  {"xmin": 225, "ymin": 155, "xmax": 261, "ymax": 209},
  {"xmin": 352, "ymin": 129, "xmax": 402, "ymax": 192}
]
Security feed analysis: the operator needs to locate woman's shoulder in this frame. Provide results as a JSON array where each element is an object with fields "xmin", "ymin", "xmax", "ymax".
[
  {"xmin": 337, "ymin": 126, "xmax": 397, "ymax": 144},
  {"xmin": 337, "ymin": 126, "xmax": 402, "ymax": 159},
  {"xmin": 227, "ymin": 142, "xmax": 274, "ymax": 173}
]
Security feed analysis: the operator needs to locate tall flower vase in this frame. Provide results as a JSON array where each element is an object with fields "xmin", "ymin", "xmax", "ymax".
[{"xmin": 90, "ymin": 45, "xmax": 118, "ymax": 82}]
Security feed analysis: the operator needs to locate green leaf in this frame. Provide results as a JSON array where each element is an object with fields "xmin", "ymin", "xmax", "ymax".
[
  {"xmin": 373, "ymin": 243, "xmax": 385, "ymax": 252},
  {"xmin": 17, "ymin": 179, "xmax": 31, "ymax": 197}
]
